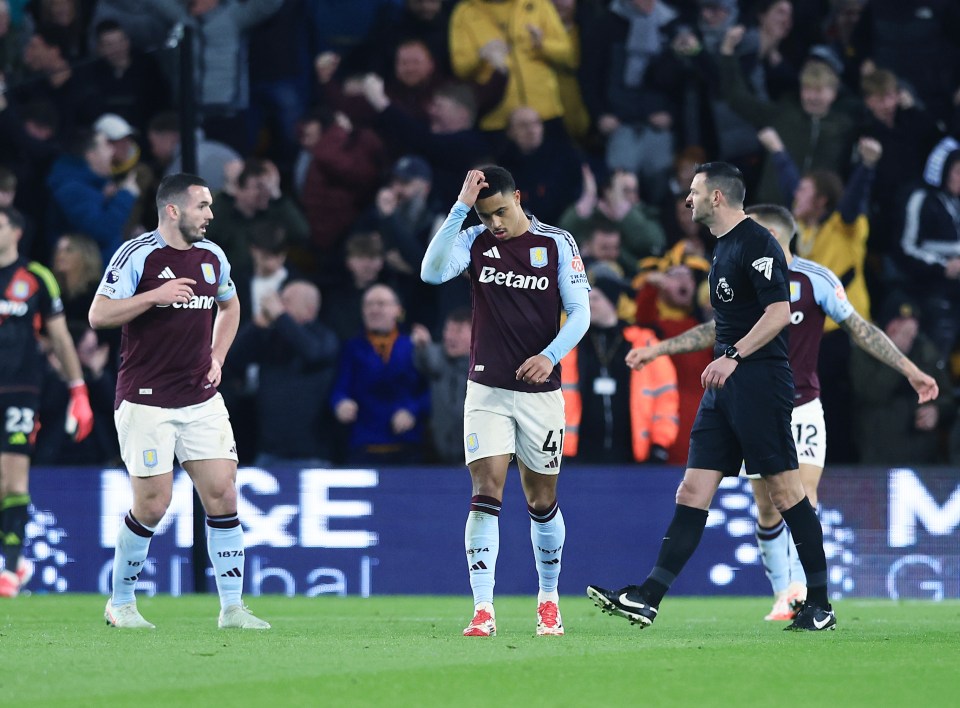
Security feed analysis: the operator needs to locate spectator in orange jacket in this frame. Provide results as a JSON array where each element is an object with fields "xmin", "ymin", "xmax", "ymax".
[
  {"xmin": 561, "ymin": 263, "xmax": 678, "ymax": 463},
  {"xmin": 633, "ymin": 243, "xmax": 713, "ymax": 463}
]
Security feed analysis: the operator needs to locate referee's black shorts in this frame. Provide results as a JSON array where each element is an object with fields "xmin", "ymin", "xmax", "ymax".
[{"xmin": 687, "ymin": 359, "xmax": 797, "ymax": 477}]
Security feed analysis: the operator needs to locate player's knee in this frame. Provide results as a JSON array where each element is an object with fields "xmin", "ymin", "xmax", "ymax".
[
  {"xmin": 134, "ymin": 498, "xmax": 170, "ymax": 527},
  {"xmin": 675, "ymin": 480, "xmax": 710, "ymax": 509},
  {"xmin": 201, "ymin": 483, "xmax": 237, "ymax": 514}
]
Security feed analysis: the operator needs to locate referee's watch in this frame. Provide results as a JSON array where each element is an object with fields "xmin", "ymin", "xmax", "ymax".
[{"xmin": 724, "ymin": 345, "xmax": 742, "ymax": 362}]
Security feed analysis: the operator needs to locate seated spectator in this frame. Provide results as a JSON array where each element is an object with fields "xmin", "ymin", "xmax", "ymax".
[
  {"xmin": 45, "ymin": 128, "xmax": 140, "ymax": 265},
  {"xmin": 204, "ymin": 158, "xmax": 309, "ymax": 276},
  {"xmin": 561, "ymin": 263, "xmax": 678, "ymax": 464},
  {"xmin": 231, "ymin": 280, "xmax": 340, "ymax": 467},
  {"xmin": 331, "ymin": 284, "xmax": 430, "ymax": 465},
  {"xmin": 0, "ymin": 0, "xmax": 30, "ymax": 83},
  {"xmin": 497, "ymin": 106, "xmax": 582, "ymax": 224},
  {"xmin": 559, "ymin": 166, "xmax": 665, "ymax": 272},
  {"xmin": 851, "ymin": 294, "xmax": 954, "ymax": 465},
  {"xmin": 411, "ymin": 307, "xmax": 472, "ymax": 464},
  {"xmin": 146, "ymin": 111, "xmax": 241, "ymax": 194},
  {"xmin": 321, "ymin": 231, "xmax": 388, "ymax": 342}
]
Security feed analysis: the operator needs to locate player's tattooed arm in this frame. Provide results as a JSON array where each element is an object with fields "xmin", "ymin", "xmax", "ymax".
[
  {"xmin": 658, "ymin": 320, "xmax": 717, "ymax": 356},
  {"xmin": 627, "ymin": 320, "xmax": 715, "ymax": 370},
  {"xmin": 839, "ymin": 312, "xmax": 906, "ymax": 371},
  {"xmin": 841, "ymin": 311, "xmax": 940, "ymax": 403}
]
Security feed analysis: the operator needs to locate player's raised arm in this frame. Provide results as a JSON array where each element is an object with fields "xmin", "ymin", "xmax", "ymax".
[
  {"xmin": 421, "ymin": 170, "xmax": 488, "ymax": 284},
  {"xmin": 626, "ymin": 320, "xmax": 717, "ymax": 370}
]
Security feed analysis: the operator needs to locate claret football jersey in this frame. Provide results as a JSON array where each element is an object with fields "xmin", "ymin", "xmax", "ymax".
[{"xmin": 95, "ymin": 230, "xmax": 235, "ymax": 409}]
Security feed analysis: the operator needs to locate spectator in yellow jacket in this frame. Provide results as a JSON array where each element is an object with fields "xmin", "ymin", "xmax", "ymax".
[{"xmin": 449, "ymin": 0, "xmax": 574, "ymax": 131}]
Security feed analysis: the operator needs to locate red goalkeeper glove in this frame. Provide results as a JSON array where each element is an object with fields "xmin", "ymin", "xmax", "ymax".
[{"xmin": 66, "ymin": 380, "xmax": 94, "ymax": 442}]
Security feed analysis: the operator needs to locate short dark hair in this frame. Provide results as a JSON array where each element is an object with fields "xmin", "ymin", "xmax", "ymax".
[
  {"xmin": 0, "ymin": 206, "xmax": 26, "ymax": 232},
  {"xmin": 447, "ymin": 306, "xmax": 472, "ymax": 325},
  {"xmin": 156, "ymin": 173, "xmax": 209, "ymax": 212},
  {"xmin": 249, "ymin": 223, "xmax": 288, "ymax": 254},
  {"xmin": 68, "ymin": 128, "xmax": 100, "ymax": 158},
  {"xmin": 695, "ymin": 161, "xmax": 746, "ymax": 207},
  {"xmin": 35, "ymin": 25, "xmax": 71, "ymax": 57},
  {"xmin": 20, "ymin": 100, "xmax": 59, "ymax": 130},
  {"xmin": 476, "ymin": 165, "xmax": 515, "ymax": 200},
  {"xmin": 744, "ymin": 203, "xmax": 796, "ymax": 240},
  {"xmin": 148, "ymin": 111, "xmax": 180, "ymax": 134},
  {"xmin": 237, "ymin": 158, "xmax": 269, "ymax": 189},
  {"xmin": 94, "ymin": 19, "xmax": 125, "ymax": 37},
  {"xmin": 345, "ymin": 231, "xmax": 383, "ymax": 258},
  {"xmin": 433, "ymin": 82, "xmax": 476, "ymax": 121}
]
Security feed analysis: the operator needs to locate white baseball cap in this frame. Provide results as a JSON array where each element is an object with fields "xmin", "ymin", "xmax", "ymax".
[{"xmin": 94, "ymin": 113, "xmax": 136, "ymax": 140}]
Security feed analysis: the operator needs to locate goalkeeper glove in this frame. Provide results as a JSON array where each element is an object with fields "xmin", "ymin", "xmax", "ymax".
[{"xmin": 65, "ymin": 380, "xmax": 94, "ymax": 442}]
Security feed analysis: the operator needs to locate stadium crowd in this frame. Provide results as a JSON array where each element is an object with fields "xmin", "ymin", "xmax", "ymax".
[{"xmin": 2, "ymin": 0, "xmax": 960, "ymax": 468}]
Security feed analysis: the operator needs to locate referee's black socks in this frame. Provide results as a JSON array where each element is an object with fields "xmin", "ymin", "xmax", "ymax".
[
  {"xmin": 780, "ymin": 497, "xmax": 831, "ymax": 609},
  {"xmin": 639, "ymin": 504, "xmax": 709, "ymax": 606}
]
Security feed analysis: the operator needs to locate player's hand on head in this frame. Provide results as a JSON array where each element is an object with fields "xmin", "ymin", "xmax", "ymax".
[
  {"xmin": 516, "ymin": 354, "xmax": 552, "ymax": 385},
  {"xmin": 154, "ymin": 277, "xmax": 196, "ymax": 306},
  {"xmin": 458, "ymin": 169, "xmax": 488, "ymax": 208}
]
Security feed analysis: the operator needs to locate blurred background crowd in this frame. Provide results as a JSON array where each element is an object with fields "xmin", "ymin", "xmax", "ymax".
[{"xmin": 2, "ymin": 0, "xmax": 959, "ymax": 468}]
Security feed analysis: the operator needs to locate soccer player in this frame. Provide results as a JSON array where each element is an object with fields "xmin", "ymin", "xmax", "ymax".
[
  {"xmin": 621, "ymin": 203, "xmax": 940, "ymax": 621},
  {"xmin": 89, "ymin": 174, "xmax": 268, "ymax": 630},
  {"xmin": 421, "ymin": 166, "xmax": 589, "ymax": 636},
  {"xmin": 587, "ymin": 162, "xmax": 839, "ymax": 631},
  {"xmin": 0, "ymin": 206, "xmax": 93, "ymax": 597}
]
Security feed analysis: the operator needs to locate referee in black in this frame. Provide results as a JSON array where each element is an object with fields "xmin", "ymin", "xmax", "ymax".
[{"xmin": 588, "ymin": 162, "xmax": 836, "ymax": 631}]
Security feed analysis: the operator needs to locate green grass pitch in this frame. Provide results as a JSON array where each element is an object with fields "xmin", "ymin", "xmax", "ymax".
[{"xmin": 2, "ymin": 595, "xmax": 957, "ymax": 707}]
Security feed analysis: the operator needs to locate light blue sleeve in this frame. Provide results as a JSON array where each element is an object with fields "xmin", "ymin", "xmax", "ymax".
[
  {"xmin": 96, "ymin": 244, "xmax": 148, "ymax": 299},
  {"xmin": 421, "ymin": 201, "xmax": 481, "ymax": 284},
  {"xmin": 809, "ymin": 264, "xmax": 855, "ymax": 324},
  {"xmin": 540, "ymin": 231, "xmax": 591, "ymax": 366}
]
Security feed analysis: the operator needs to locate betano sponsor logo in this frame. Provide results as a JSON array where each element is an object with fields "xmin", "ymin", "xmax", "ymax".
[
  {"xmin": 478, "ymin": 266, "xmax": 549, "ymax": 290},
  {"xmin": 157, "ymin": 294, "xmax": 217, "ymax": 310}
]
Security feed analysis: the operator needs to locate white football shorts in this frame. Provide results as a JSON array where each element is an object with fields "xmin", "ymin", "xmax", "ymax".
[
  {"xmin": 741, "ymin": 397, "xmax": 826, "ymax": 478},
  {"xmin": 463, "ymin": 380, "xmax": 566, "ymax": 475},
  {"xmin": 115, "ymin": 393, "xmax": 238, "ymax": 477}
]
